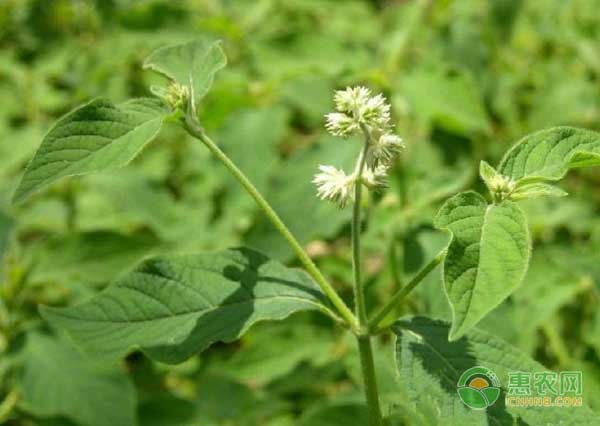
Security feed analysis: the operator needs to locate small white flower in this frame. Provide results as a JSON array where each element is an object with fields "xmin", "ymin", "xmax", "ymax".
[
  {"xmin": 367, "ymin": 133, "xmax": 404, "ymax": 168},
  {"xmin": 326, "ymin": 86, "xmax": 393, "ymax": 137},
  {"xmin": 359, "ymin": 93, "xmax": 391, "ymax": 129},
  {"xmin": 324, "ymin": 112, "xmax": 359, "ymax": 137},
  {"xmin": 313, "ymin": 165, "xmax": 355, "ymax": 208},
  {"xmin": 362, "ymin": 165, "xmax": 389, "ymax": 190},
  {"xmin": 334, "ymin": 86, "xmax": 371, "ymax": 114}
]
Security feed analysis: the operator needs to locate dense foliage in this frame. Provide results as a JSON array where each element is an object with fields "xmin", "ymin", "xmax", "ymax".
[{"xmin": 1, "ymin": 1, "xmax": 600, "ymax": 425}]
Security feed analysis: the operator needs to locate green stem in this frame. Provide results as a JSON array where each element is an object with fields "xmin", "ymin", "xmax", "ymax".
[
  {"xmin": 184, "ymin": 116, "xmax": 358, "ymax": 330},
  {"xmin": 0, "ymin": 390, "xmax": 19, "ymax": 423},
  {"xmin": 369, "ymin": 248, "xmax": 446, "ymax": 330},
  {"xmin": 357, "ymin": 335, "xmax": 383, "ymax": 426},
  {"xmin": 352, "ymin": 142, "xmax": 370, "ymax": 323},
  {"xmin": 542, "ymin": 323, "xmax": 572, "ymax": 367},
  {"xmin": 351, "ymin": 126, "xmax": 383, "ymax": 426}
]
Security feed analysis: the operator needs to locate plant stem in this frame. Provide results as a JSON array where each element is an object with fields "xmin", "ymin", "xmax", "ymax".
[
  {"xmin": 357, "ymin": 335, "xmax": 383, "ymax": 426},
  {"xmin": 0, "ymin": 390, "xmax": 19, "ymax": 423},
  {"xmin": 351, "ymin": 127, "xmax": 383, "ymax": 426},
  {"xmin": 542, "ymin": 323, "xmax": 572, "ymax": 367},
  {"xmin": 183, "ymin": 116, "xmax": 358, "ymax": 330},
  {"xmin": 368, "ymin": 248, "xmax": 446, "ymax": 330},
  {"xmin": 352, "ymin": 142, "xmax": 370, "ymax": 323}
]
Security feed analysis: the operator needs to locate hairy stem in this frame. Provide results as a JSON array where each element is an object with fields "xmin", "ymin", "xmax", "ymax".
[
  {"xmin": 352, "ymin": 142, "xmax": 370, "ymax": 323},
  {"xmin": 357, "ymin": 335, "xmax": 383, "ymax": 426},
  {"xmin": 369, "ymin": 248, "xmax": 446, "ymax": 330},
  {"xmin": 352, "ymin": 126, "xmax": 383, "ymax": 426},
  {"xmin": 184, "ymin": 116, "xmax": 358, "ymax": 330}
]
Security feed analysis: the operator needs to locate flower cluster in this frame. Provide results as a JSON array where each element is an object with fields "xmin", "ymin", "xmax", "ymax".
[
  {"xmin": 312, "ymin": 165, "xmax": 355, "ymax": 208},
  {"xmin": 488, "ymin": 174, "xmax": 516, "ymax": 201},
  {"xmin": 315, "ymin": 87, "xmax": 404, "ymax": 207},
  {"xmin": 153, "ymin": 81, "xmax": 190, "ymax": 111}
]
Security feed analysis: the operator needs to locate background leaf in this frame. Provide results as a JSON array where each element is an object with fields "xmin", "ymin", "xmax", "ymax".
[{"xmin": 20, "ymin": 333, "xmax": 137, "ymax": 426}]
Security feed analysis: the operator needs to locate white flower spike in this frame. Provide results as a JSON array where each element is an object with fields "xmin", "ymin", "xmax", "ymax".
[
  {"xmin": 316, "ymin": 86, "xmax": 405, "ymax": 207},
  {"xmin": 326, "ymin": 86, "xmax": 393, "ymax": 137},
  {"xmin": 362, "ymin": 165, "xmax": 389, "ymax": 190},
  {"xmin": 313, "ymin": 165, "xmax": 355, "ymax": 208},
  {"xmin": 334, "ymin": 86, "xmax": 372, "ymax": 114},
  {"xmin": 367, "ymin": 133, "xmax": 404, "ymax": 168},
  {"xmin": 325, "ymin": 112, "xmax": 359, "ymax": 137}
]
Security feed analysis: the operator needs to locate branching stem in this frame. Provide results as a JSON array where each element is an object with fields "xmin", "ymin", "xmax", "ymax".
[
  {"xmin": 183, "ymin": 115, "xmax": 359, "ymax": 330},
  {"xmin": 369, "ymin": 248, "xmax": 446, "ymax": 331}
]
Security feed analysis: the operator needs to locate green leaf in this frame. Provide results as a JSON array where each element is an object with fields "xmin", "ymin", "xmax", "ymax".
[
  {"xmin": 400, "ymin": 66, "xmax": 489, "ymax": 135},
  {"xmin": 434, "ymin": 191, "xmax": 530, "ymax": 340},
  {"xmin": 393, "ymin": 317, "xmax": 600, "ymax": 426},
  {"xmin": 509, "ymin": 182, "xmax": 568, "ymax": 201},
  {"xmin": 20, "ymin": 333, "xmax": 137, "ymax": 426},
  {"xmin": 12, "ymin": 98, "xmax": 167, "ymax": 203},
  {"xmin": 143, "ymin": 39, "xmax": 226, "ymax": 107},
  {"xmin": 478, "ymin": 160, "xmax": 498, "ymax": 189},
  {"xmin": 41, "ymin": 248, "xmax": 332, "ymax": 364},
  {"xmin": 498, "ymin": 126, "xmax": 600, "ymax": 182}
]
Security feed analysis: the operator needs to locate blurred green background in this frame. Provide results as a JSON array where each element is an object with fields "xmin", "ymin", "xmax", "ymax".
[{"xmin": 1, "ymin": 0, "xmax": 599, "ymax": 425}]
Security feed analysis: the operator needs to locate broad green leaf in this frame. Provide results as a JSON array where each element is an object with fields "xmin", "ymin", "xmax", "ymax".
[
  {"xmin": 20, "ymin": 333, "xmax": 136, "ymax": 426},
  {"xmin": 393, "ymin": 317, "xmax": 600, "ymax": 426},
  {"xmin": 41, "ymin": 248, "xmax": 332, "ymax": 364},
  {"xmin": 509, "ymin": 182, "xmax": 568, "ymax": 201},
  {"xmin": 143, "ymin": 39, "xmax": 226, "ymax": 107},
  {"xmin": 12, "ymin": 98, "xmax": 167, "ymax": 203},
  {"xmin": 434, "ymin": 191, "xmax": 530, "ymax": 340},
  {"xmin": 498, "ymin": 126, "xmax": 600, "ymax": 182}
]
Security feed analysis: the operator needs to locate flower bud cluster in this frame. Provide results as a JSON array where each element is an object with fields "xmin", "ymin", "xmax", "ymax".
[
  {"xmin": 165, "ymin": 82, "xmax": 190, "ymax": 111},
  {"xmin": 489, "ymin": 174, "xmax": 516, "ymax": 202},
  {"xmin": 315, "ymin": 87, "xmax": 404, "ymax": 207}
]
